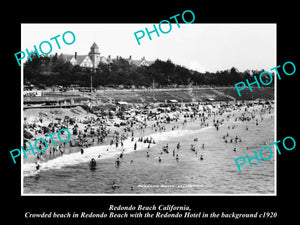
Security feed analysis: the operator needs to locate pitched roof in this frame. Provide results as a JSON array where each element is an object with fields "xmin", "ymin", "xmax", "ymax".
[
  {"xmin": 130, "ymin": 58, "xmax": 154, "ymax": 66},
  {"xmin": 90, "ymin": 42, "xmax": 99, "ymax": 49},
  {"xmin": 100, "ymin": 56, "xmax": 109, "ymax": 64},
  {"xmin": 130, "ymin": 59, "xmax": 142, "ymax": 66},
  {"xmin": 76, "ymin": 55, "xmax": 90, "ymax": 65},
  {"xmin": 61, "ymin": 54, "xmax": 92, "ymax": 65},
  {"xmin": 61, "ymin": 54, "xmax": 74, "ymax": 62},
  {"xmin": 60, "ymin": 49, "xmax": 153, "ymax": 67}
]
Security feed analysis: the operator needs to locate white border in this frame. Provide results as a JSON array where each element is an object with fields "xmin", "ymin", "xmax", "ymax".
[{"xmin": 274, "ymin": 24, "xmax": 277, "ymax": 196}]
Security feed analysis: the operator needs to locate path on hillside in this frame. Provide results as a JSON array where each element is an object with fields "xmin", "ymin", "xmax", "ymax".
[{"xmin": 163, "ymin": 91, "xmax": 183, "ymax": 102}]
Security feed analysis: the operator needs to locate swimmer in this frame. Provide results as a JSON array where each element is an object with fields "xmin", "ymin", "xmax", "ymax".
[
  {"xmin": 191, "ymin": 145, "xmax": 196, "ymax": 151},
  {"xmin": 200, "ymin": 155, "xmax": 204, "ymax": 160},
  {"xmin": 115, "ymin": 157, "xmax": 120, "ymax": 166},
  {"xmin": 175, "ymin": 154, "xmax": 179, "ymax": 161},
  {"xmin": 112, "ymin": 181, "xmax": 119, "ymax": 189},
  {"xmin": 158, "ymin": 156, "xmax": 162, "ymax": 162},
  {"xmin": 233, "ymin": 148, "xmax": 236, "ymax": 152},
  {"xmin": 90, "ymin": 158, "xmax": 96, "ymax": 167}
]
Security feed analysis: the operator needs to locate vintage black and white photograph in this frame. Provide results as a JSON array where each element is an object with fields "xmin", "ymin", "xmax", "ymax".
[{"xmin": 21, "ymin": 23, "xmax": 276, "ymax": 195}]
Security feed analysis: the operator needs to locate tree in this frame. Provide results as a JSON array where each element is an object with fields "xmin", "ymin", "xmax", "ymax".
[{"xmin": 24, "ymin": 54, "xmax": 262, "ymax": 88}]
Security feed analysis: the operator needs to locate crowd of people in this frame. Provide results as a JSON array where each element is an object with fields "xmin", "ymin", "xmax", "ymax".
[{"xmin": 23, "ymin": 100, "xmax": 274, "ymax": 178}]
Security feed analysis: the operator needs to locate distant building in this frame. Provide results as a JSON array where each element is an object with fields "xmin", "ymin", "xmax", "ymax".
[
  {"xmin": 126, "ymin": 56, "xmax": 154, "ymax": 67},
  {"xmin": 61, "ymin": 42, "xmax": 154, "ymax": 69}
]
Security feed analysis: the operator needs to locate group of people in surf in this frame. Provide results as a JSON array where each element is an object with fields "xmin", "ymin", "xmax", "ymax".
[{"xmin": 190, "ymin": 141, "xmax": 205, "ymax": 160}]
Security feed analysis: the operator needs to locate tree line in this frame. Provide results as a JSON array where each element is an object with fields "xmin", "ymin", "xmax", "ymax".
[{"xmin": 24, "ymin": 53, "xmax": 273, "ymax": 88}]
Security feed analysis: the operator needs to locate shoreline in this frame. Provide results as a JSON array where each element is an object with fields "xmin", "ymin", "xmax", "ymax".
[{"xmin": 22, "ymin": 117, "xmax": 213, "ymax": 177}]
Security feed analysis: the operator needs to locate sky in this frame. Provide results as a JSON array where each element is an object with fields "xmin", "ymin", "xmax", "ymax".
[{"xmin": 21, "ymin": 23, "xmax": 276, "ymax": 73}]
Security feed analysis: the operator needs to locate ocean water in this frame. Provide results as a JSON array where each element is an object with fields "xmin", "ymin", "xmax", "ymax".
[{"xmin": 23, "ymin": 108, "xmax": 275, "ymax": 195}]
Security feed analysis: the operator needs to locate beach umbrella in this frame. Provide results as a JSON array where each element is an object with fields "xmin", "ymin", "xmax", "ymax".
[
  {"xmin": 24, "ymin": 130, "xmax": 33, "ymax": 139},
  {"xmin": 109, "ymin": 110, "xmax": 115, "ymax": 115},
  {"xmin": 41, "ymin": 126, "xmax": 51, "ymax": 134},
  {"xmin": 69, "ymin": 118, "xmax": 76, "ymax": 124}
]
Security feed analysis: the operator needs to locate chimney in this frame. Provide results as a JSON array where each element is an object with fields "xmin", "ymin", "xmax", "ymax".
[
  {"xmin": 75, "ymin": 52, "xmax": 77, "ymax": 59},
  {"xmin": 129, "ymin": 55, "xmax": 132, "ymax": 60}
]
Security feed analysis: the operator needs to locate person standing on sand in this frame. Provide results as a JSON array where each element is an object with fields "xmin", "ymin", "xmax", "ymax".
[
  {"xmin": 56, "ymin": 144, "xmax": 61, "ymax": 154},
  {"xmin": 35, "ymin": 162, "xmax": 40, "ymax": 170},
  {"xmin": 59, "ymin": 144, "xmax": 64, "ymax": 155}
]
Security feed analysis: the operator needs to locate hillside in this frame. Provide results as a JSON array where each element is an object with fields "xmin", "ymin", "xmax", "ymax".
[{"xmin": 94, "ymin": 87, "xmax": 274, "ymax": 103}]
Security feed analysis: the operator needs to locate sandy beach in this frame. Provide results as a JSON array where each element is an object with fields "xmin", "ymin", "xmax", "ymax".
[{"xmin": 22, "ymin": 101, "xmax": 275, "ymax": 194}]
